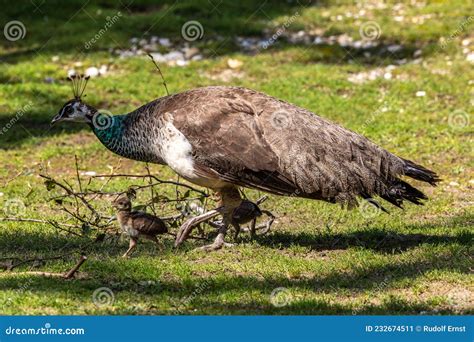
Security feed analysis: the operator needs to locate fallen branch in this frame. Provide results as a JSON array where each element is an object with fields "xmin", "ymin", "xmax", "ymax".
[
  {"xmin": 0, "ymin": 217, "xmax": 77, "ymax": 228},
  {"xmin": 64, "ymin": 255, "xmax": 87, "ymax": 279},
  {"xmin": 8, "ymin": 255, "xmax": 89, "ymax": 279}
]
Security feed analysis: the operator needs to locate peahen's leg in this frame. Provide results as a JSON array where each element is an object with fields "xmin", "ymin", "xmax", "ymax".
[
  {"xmin": 178, "ymin": 187, "xmax": 242, "ymax": 251},
  {"xmin": 196, "ymin": 187, "xmax": 243, "ymax": 251}
]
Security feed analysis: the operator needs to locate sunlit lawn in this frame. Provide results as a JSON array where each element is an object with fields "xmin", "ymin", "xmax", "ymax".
[{"xmin": 0, "ymin": 0, "xmax": 472, "ymax": 314}]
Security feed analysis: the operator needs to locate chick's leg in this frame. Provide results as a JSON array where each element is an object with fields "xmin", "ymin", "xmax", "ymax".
[
  {"xmin": 144, "ymin": 235, "xmax": 162, "ymax": 251},
  {"xmin": 122, "ymin": 237, "xmax": 137, "ymax": 258}
]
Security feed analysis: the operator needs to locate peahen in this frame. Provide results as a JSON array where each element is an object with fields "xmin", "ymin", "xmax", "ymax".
[{"xmin": 52, "ymin": 75, "xmax": 440, "ymax": 251}]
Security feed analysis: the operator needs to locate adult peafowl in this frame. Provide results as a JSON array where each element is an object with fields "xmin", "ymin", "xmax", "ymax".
[{"xmin": 52, "ymin": 75, "xmax": 440, "ymax": 251}]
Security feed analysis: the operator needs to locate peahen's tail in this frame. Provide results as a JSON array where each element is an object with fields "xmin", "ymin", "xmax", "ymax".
[{"xmin": 378, "ymin": 159, "xmax": 440, "ymax": 209}]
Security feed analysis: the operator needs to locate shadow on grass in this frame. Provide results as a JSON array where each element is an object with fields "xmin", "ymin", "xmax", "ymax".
[
  {"xmin": 0, "ymin": 242, "xmax": 470, "ymax": 314},
  {"xmin": 256, "ymin": 227, "xmax": 473, "ymax": 254},
  {"xmin": 0, "ymin": 112, "xmax": 87, "ymax": 148},
  {"xmin": 1, "ymin": 214, "xmax": 472, "ymax": 256},
  {"xmin": 0, "ymin": 211, "xmax": 471, "ymax": 312},
  {"xmin": 0, "ymin": 217, "xmax": 473, "ymax": 292},
  {"xmin": 0, "ymin": 0, "xmax": 315, "ymax": 58},
  {"xmin": 185, "ymin": 298, "xmax": 446, "ymax": 315}
]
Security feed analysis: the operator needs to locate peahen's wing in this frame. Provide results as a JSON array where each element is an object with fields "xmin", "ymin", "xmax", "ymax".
[{"xmin": 150, "ymin": 86, "xmax": 436, "ymax": 207}]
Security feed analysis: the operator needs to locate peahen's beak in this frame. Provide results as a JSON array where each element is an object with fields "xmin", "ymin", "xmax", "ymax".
[{"xmin": 50, "ymin": 112, "xmax": 63, "ymax": 126}]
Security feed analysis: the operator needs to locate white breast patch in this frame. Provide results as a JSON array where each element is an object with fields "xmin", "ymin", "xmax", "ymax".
[{"xmin": 159, "ymin": 119, "xmax": 197, "ymax": 179}]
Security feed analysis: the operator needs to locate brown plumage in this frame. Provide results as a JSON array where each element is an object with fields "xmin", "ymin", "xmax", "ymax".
[
  {"xmin": 135, "ymin": 86, "xmax": 440, "ymax": 209},
  {"xmin": 232, "ymin": 200, "xmax": 262, "ymax": 225},
  {"xmin": 112, "ymin": 196, "xmax": 168, "ymax": 257},
  {"xmin": 230, "ymin": 199, "xmax": 263, "ymax": 240}
]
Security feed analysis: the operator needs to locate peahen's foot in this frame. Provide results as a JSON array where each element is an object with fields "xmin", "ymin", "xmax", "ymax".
[
  {"xmin": 175, "ymin": 192, "xmax": 276, "ymax": 250},
  {"xmin": 175, "ymin": 209, "xmax": 221, "ymax": 247},
  {"xmin": 196, "ymin": 232, "xmax": 233, "ymax": 252},
  {"xmin": 197, "ymin": 241, "xmax": 234, "ymax": 252}
]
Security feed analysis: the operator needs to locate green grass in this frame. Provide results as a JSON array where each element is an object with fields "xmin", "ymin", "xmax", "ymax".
[{"xmin": 0, "ymin": 0, "xmax": 472, "ymax": 315}]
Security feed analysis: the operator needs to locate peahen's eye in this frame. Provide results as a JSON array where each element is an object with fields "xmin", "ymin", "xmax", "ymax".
[{"xmin": 61, "ymin": 105, "xmax": 72, "ymax": 116}]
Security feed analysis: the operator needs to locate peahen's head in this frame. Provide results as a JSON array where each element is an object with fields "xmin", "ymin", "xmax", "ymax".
[
  {"xmin": 51, "ymin": 75, "xmax": 96, "ymax": 126},
  {"xmin": 51, "ymin": 98, "xmax": 97, "ymax": 125}
]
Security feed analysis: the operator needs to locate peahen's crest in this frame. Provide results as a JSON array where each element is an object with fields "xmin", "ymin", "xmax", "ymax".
[{"xmin": 68, "ymin": 74, "xmax": 90, "ymax": 100}]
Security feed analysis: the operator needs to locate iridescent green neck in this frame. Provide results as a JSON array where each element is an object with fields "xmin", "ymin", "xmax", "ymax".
[
  {"xmin": 89, "ymin": 112, "xmax": 163, "ymax": 163},
  {"xmin": 90, "ymin": 113, "xmax": 127, "ymax": 156}
]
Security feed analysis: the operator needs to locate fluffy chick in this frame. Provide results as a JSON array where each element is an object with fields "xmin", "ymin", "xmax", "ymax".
[{"xmin": 112, "ymin": 195, "xmax": 168, "ymax": 257}]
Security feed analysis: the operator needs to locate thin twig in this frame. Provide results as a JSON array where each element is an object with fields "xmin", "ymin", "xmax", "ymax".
[
  {"xmin": 48, "ymin": 221, "xmax": 86, "ymax": 237},
  {"xmin": 40, "ymin": 174, "xmax": 100, "ymax": 216},
  {"xmin": 8, "ymin": 255, "xmax": 67, "ymax": 271},
  {"xmin": 165, "ymin": 232, "xmax": 208, "ymax": 242},
  {"xmin": 161, "ymin": 213, "xmax": 185, "ymax": 221},
  {"xmin": 89, "ymin": 160, "xmax": 120, "ymax": 201},
  {"xmin": 2, "ymin": 239, "xmax": 96, "ymax": 271},
  {"xmin": 147, "ymin": 53, "xmax": 169, "ymax": 96},
  {"xmin": 90, "ymin": 174, "xmax": 208, "ymax": 197},
  {"xmin": 2, "ymin": 170, "xmax": 23, "ymax": 187},
  {"xmin": 0, "ymin": 217, "xmax": 76, "ymax": 227},
  {"xmin": 74, "ymin": 154, "xmax": 83, "ymax": 193}
]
